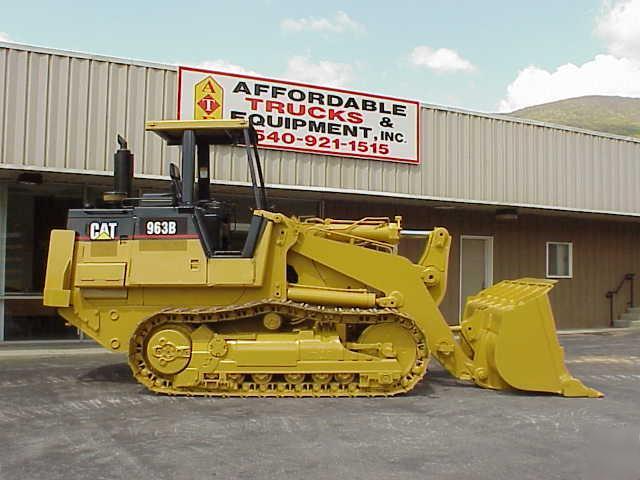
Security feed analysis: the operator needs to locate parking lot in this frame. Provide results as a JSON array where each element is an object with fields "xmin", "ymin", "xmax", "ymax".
[{"xmin": 0, "ymin": 330, "xmax": 638, "ymax": 480}]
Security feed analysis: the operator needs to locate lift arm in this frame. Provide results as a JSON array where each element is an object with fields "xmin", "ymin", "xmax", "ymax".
[{"xmin": 288, "ymin": 221, "xmax": 601, "ymax": 397}]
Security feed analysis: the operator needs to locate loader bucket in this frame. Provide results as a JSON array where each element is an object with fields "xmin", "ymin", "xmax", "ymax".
[{"xmin": 459, "ymin": 278, "xmax": 602, "ymax": 398}]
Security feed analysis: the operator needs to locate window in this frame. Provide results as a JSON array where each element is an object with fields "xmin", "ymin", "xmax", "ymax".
[{"xmin": 546, "ymin": 242, "xmax": 573, "ymax": 278}]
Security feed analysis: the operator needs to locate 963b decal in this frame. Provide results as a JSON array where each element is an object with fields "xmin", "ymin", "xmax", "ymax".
[{"xmin": 145, "ymin": 220, "xmax": 177, "ymax": 235}]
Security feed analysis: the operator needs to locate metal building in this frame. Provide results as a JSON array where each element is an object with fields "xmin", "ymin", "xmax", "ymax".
[{"xmin": 1, "ymin": 41, "xmax": 639, "ymax": 341}]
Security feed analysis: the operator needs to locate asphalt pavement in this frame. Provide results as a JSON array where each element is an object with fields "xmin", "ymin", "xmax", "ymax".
[{"xmin": 0, "ymin": 330, "xmax": 638, "ymax": 480}]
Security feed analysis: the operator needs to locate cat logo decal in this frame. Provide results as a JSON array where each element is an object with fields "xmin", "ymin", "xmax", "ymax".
[{"xmin": 89, "ymin": 222, "xmax": 118, "ymax": 240}]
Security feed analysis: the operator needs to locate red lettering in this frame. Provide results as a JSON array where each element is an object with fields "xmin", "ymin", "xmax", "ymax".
[
  {"xmin": 202, "ymin": 80, "xmax": 216, "ymax": 94},
  {"xmin": 265, "ymin": 100, "xmax": 285, "ymax": 114},
  {"xmin": 328, "ymin": 109, "xmax": 346, "ymax": 122},
  {"xmin": 245, "ymin": 97, "xmax": 263, "ymax": 110},
  {"xmin": 286, "ymin": 103, "xmax": 306, "ymax": 116},
  {"xmin": 308, "ymin": 106, "xmax": 326, "ymax": 119},
  {"xmin": 347, "ymin": 111, "xmax": 364, "ymax": 124}
]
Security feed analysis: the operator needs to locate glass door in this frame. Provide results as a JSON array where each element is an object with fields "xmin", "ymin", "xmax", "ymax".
[{"xmin": 2, "ymin": 182, "xmax": 83, "ymax": 340}]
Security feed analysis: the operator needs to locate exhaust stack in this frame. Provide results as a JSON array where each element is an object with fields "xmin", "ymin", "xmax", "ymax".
[{"xmin": 104, "ymin": 134, "xmax": 133, "ymax": 203}]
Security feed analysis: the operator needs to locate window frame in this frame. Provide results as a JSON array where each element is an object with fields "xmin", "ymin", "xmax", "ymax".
[{"xmin": 545, "ymin": 241, "xmax": 573, "ymax": 279}]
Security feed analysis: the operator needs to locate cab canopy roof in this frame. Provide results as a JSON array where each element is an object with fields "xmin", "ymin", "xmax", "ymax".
[{"xmin": 145, "ymin": 119, "xmax": 257, "ymax": 145}]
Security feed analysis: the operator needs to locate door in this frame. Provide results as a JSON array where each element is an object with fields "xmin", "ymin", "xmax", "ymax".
[
  {"xmin": 2, "ymin": 184, "xmax": 83, "ymax": 340},
  {"xmin": 459, "ymin": 236, "xmax": 493, "ymax": 316}
]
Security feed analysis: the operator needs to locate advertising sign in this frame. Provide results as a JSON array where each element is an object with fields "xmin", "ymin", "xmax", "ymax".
[{"xmin": 178, "ymin": 66, "xmax": 420, "ymax": 164}]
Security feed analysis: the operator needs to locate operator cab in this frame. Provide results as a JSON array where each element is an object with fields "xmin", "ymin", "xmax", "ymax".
[
  {"xmin": 144, "ymin": 119, "xmax": 267, "ymax": 257},
  {"xmin": 66, "ymin": 119, "xmax": 268, "ymax": 258}
]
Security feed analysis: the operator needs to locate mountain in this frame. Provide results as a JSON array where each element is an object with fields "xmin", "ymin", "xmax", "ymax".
[{"xmin": 508, "ymin": 96, "xmax": 640, "ymax": 139}]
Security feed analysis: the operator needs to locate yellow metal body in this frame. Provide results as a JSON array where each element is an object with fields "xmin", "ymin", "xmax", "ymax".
[
  {"xmin": 144, "ymin": 119, "xmax": 251, "ymax": 145},
  {"xmin": 44, "ymin": 209, "xmax": 601, "ymax": 398}
]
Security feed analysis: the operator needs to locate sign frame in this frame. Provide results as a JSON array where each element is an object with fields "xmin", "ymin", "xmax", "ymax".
[{"xmin": 178, "ymin": 66, "xmax": 421, "ymax": 165}]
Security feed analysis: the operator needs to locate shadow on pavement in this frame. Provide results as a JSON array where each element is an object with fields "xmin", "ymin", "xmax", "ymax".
[{"xmin": 80, "ymin": 362, "xmax": 136, "ymax": 384}]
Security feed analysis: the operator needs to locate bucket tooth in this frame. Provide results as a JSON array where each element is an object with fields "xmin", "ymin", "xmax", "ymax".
[
  {"xmin": 559, "ymin": 374, "xmax": 602, "ymax": 398},
  {"xmin": 460, "ymin": 278, "xmax": 603, "ymax": 398}
]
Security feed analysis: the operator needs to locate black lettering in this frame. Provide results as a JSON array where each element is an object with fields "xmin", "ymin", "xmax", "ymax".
[
  {"xmin": 308, "ymin": 91, "xmax": 325, "ymax": 105},
  {"xmin": 359, "ymin": 126, "xmax": 372, "ymax": 138},
  {"xmin": 327, "ymin": 123, "xmax": 342, "ymax": 135},
  {"xmin": 265, "ymin": 115, "xmax": 283, "ymax": 128},
  {"xmin": 393, "ymin": 104, "xmax": 407, "ymax": 117},
  {"xmin": 272, "ymin": 86, "xmax": 286, "ymax": 98},
  {"xmin": 230, "ymin": 110, "xmax": 246, "ymax": 119},
  {"xmin": 248, "ymin": 113, "xmax": 265, "ymax": 126},
  {"xmin": 343, "ymin": 97, "xmax": 360, "ymax": 109},
  {"xmin": 288, "ymin": 89, "xmax": 305, "ymax": 101},
  {"xmin": 342, "ymin": 125, "xmax": 359, "ymax": 137},
  {"xmin": 232, "ymin": 81, "xmax": 251, "ymax": 94},
  {"xmin": 381, "ymin": 131, "xmax": 394, "ymax": 141},
  {"xmin": 291, "ymin": 119, "xmax": 306, "ymax": 130},
  {"xmin": 379, "ymin": 102, "xmax": 392, "ymax": 114},
  {"xmin": 308, "ymin": 121, "xmax": 326, "ymax": 133},
  {"xmin": 381, "ymin": 131, "xmax": 404, "ymax": 142},
  {"xmin": 327, "ymin": 95, "xmax": 343, "ymax": 107},
  {"xmin": 362, "ymin": 100, "xmax": 377, "ymax": 112},
  {"xmin": 255, "ymin": 83, "xmax": 269, "ymax": 96}
]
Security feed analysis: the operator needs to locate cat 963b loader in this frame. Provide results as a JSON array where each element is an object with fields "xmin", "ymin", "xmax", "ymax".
[{"xmin": 43, "ymin": 119, "xmax": 601, "ymax": 398}]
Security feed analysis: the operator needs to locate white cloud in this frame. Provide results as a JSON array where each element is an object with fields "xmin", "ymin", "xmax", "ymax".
[
  {"xmin": 0, "ymin": 32, "xmax": 11, "ymax": 42},
  {"xmin": 498, "ymin": 54, "xmax": 640, "ymax": 112},
  {"xmin": 281, "ymin": 11, "xmax": 364, "ymax": 34},
  {"xmin": 498, "ymin": 1, "xmax": 640, "ymax": 112},
  {"xmin": 284, "ymin": 56, "xmax": 354, "ymax": 87},
  {"xmin": 596, "ymin": 0, "xmax": 640, "ymax": 59},
  {"xmin": 179, "ymin": 56, "xmax": 355, "ymax": 88},
  {"xmin": 190, "ymin": 59, "xmax": 260, "ymax": 76},
  {"xmin": 408, "ymin": 46, "xmax": 475, "ymax": 73}
]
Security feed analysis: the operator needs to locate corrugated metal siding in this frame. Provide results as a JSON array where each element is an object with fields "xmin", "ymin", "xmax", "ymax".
[
  {"xmin": 0, "ymin": 46, "xmax": 177, "ymax": 176},
  {"xmin": 210, "ymin": 105, "xmax": 640, "ymax": 216},
  {"xmin": 3, "ymin": 44, "xmax": 640, "ymax": 216}
]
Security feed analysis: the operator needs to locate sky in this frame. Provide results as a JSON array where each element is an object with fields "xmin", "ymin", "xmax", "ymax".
[{"xmin": 1, "ymin": 0, "xmax": 640, "ymax": 113}]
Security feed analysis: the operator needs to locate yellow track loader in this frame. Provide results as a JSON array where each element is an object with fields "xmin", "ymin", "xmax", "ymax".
[{"xmin": 43, "ymin": 119, "xmax": 601, "ymax": 398}]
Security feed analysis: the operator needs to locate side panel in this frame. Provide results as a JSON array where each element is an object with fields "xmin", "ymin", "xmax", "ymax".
[
  {"xmin": 208, "ymin": 259, "xmax": 254, "ymax": 285},
  {"xmin": 127, "ymin": 239, "xmax": 207, "ymax": 286},
  {"xmin": 75, "ymin": 262, "xmax": 127, "ymax": 287}
]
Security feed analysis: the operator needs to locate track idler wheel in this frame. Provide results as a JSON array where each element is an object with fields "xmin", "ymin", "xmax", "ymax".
[
  {"xmin": 145, "ymin": 325, "xmax": 192, "ymax": 376},
  {"xmin": 357, "ymin": 323, "xmax": 418, "ymax": 376}
]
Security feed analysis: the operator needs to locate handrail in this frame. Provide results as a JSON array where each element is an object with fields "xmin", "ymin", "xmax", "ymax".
[{"xmin": 605, "ymin": 273, "xmax": 635, "ymax": 326}]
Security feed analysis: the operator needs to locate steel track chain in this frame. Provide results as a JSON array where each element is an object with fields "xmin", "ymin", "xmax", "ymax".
[{"xmin": 128, "ymin": 300, "xmax": 429, "ymax": 397}]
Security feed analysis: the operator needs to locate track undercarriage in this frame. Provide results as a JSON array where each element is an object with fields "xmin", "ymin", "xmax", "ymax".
[{"xmin": 129, "ymin": 301, "xmax": 429, "ymax": 397}]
